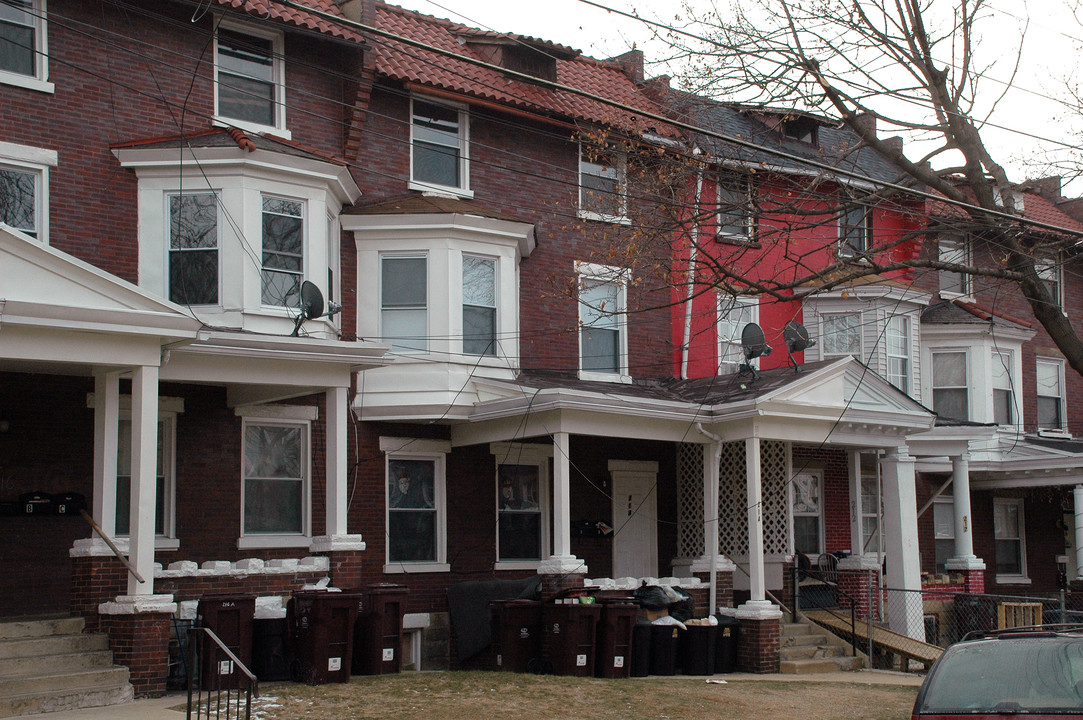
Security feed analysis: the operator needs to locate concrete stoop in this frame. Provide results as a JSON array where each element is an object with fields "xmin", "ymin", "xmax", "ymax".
[
  {"xmin": 0, "ymin": 616, "xmax": 134, "ymax": 718},
  {"xmin": 780, "ymin": 620, "xmax": 864, "ymax": 674}
]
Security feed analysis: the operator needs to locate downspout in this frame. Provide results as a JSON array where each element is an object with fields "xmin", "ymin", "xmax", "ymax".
[
  {"xmin": 697, "ymin": 422, "xmax": 723, "ymax": 613},
  {"xmin": 681, "ymin": 154, "xmax": 705, "ymax": 380}
]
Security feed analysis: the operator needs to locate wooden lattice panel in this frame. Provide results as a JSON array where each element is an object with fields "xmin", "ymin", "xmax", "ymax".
[{"xmin": 676, "ymin": 443, "xmax": 705, "ymax": 559}]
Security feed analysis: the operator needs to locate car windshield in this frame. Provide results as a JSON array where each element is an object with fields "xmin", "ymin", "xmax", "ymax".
[{"xmin": 918, "ymin": 637, "xmax": 1083, "ymax": 714}]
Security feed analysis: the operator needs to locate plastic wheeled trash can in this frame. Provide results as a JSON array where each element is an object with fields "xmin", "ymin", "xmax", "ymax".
[
  {"xmin": 288, "ymin": 590, "xmax": 362, "ymax": 684},
  {"xmin": 630, "ymin": 623, "xmax": 652, "ymax": 677},
  {"xmin": 491, "ymin": 599, "xmax": 542, "ymax": 673},
  {"xmin": 679, "ymin": 624, "xmax": 717, "ymax": 675},
  {"xmin": 594, "ymin": 599, "xmax": 637, "ymax": 678},
  {"xmin": 714, "ymin": 614, "xmax": 740, "ymax": 673},
  {"xmin": 197, "ymin": 594, "xmax": 255, "ymax": 689},
  {"xmin": 252, "ymin": 618, "xmax": 290, "ymax": 681},
  {"xmin": 544, "ymin": 602, "xmax": 600, "ymax": 676},
  {"xmin": 353, "ymin": 583, "xmax": 408, "ymax": 675},
  {"xmin": 649, "ymin": 624, "xmax": 680, "ymax": 676}
]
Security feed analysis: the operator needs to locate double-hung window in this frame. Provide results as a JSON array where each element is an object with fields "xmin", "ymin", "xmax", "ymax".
[
  {"xmin": 382, "ymin": 437, "xmax": 450, "ymax": 572},
  {"xmin": 716, "ymin": 173, "xmax": 753, "ymax": 242},
  {"xmin": 885, "ymin": 315, "xmax": 910, "ymax": 394},
  {"xmin": 838, "ymin": 196, "xmax": 872, "ymax": 259},
  {"xmin": 579, "ymin": 143, "xmax": 626, "ymax": 222},
  {"xmin": 933, "ymin": 499, "xmax": 955, "ymax": 573},
  {"xmin": 938, "ymin": 235, "xmax": 970, "ymax": 296},
  {"xmin": 821, "ymin": 313, "xmax": 861, "ymax": 360},
  {"xmin": 168, "ymin": 192, "xmax": 219, "ymax": 306},
  {"xmin": 717, "ymin": 295, "xmax": 758, "ymax": 373},
  {"xmin": 992, "ymin": 351, "xmax": 1015, "ymax": 425},
  {"xmin": 1036, "ymin": 257, "xmax": 1063, "ymax": 311},
  {"xmin": 577, "ymin": 262, "xmax": 629, "ymax": 379},
  {"xmin": 242, "ymin": 419, "xmax": 309, "ymax": 538},
  {"xmin": 1036, "ymin": 358, "xmax": 1065, "ymax": 431},
  {"xmin": 994, "ymin": 497, "xmax": 1026, "ymax": 580},
  {"xmin": 261, "ymin": 196, "xmax": 304, "ymax": 307},
  {"xmin": 116, "ymin": 415, "xmax": 175, "ymax": 541},
  {"xmin": 492, "ymin": 443, "xmax": 552, "ymax": 567},
  {"xmin": 0, "ymin": 0, "xmax": 49, "ymax": 92},
  {"xmin": 462, "ymin": 255, "xmax": 496, "ymax": 356},
  {"xmin": 0, "ymin": 141, "xmax": 54, "ymax": 242},
  {"xmin": 215, "ymin": 24, "xmax": 286, "ymax": 134},
  {"xmin": 932, "ymin": 351, "xmax": 969, "ymax": 421},
  {"xmin": 792, "ymin": 470, "xmax": 823, "ymax": 557},
  {"xmin": 381, "ymin": 255, "xmax": 428, "ymax": 353},
  {"xmin": 411, "ymin": 97, "xmax": 468, "ymax": 193}
]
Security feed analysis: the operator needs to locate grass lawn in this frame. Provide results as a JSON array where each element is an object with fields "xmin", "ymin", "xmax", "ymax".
[{"xmin": 237, "ymin": 671, "xmax": 920, "ymax": 720}]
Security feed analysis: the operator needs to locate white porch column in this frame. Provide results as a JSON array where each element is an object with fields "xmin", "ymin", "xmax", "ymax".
[
  {"xmin": 127, "ymin": 365, "xmax": 159, "ymax": 597},
  {"xmin": 92, "ymin": 371, "xmax": 121, "ymax": 536},
  {"xmin": 847, "ymin": 450, "xmax": 865, "ymax": 557},
  {"xmin": 539, "ymin": 431, "xmax": 585, "ymax": 573},
  {"xmin": 945, "ymin": 453, "xmax": 984, "ymax": 573},
  {"xmin": 311, "ymin": 386, "xmax": 365, "ymax": 553},
  {"xmin": 880, "ymin": 446, "xmax": 924, "ymax": 640},
  {"xmin": 1074, "ymin": 485, "xmax": 1083, "ymax": 580},
  {"xmin": 736, "ymin": 437, "xmax": 780, "ymax": 619}
]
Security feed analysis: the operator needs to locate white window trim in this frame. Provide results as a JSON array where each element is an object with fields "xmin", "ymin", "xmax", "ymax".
[
  {"xmin": 408, "ymin": 95, "xmax": 472, "ymax": 198},
  {"xmin": 260, "ymin": 193, "xmax": 307, "ymax": 309},
  {"xmin": 238, "ymin": 415, "xmax": 312, "ymax": 549},
  {"xmin": 931, "ymin": 348, "xmax": 971, "ymax": 422},
  {"xmin": 0, "ymin": 0, "xmax": 52, "ymax": 93},
  {"xmin": 885, "ymin": 314, "xmax": 911, "ymax": 394},
  {"xmin": 461, "ymin": 252, "xmax": 498, "ymax": 357},
  {"xmin": 115, "ymin": 411, "xmax": 179, "ymax": 550},
  {"xmin": 1036, "ymin": 256, "xmax": 1064, "ymax": 313},
  {"xmin": 575, "ymin": 260, "xmax": 631, "ymax": 383},
  {"xmin": 837, "ymin": 200, "xmax": 871, "ymax": 259},
  {"xmin": 1036, "ymin": 356, "xmax": 1069, "ymax": 437},
  {"xmin": 381, "ymin": 436, "xmax": 451, "ymax": 573},
  {"xmin": 380, "ymin": 251, "xmax": 429, "ymax": 355},
  {"xmin": 716, "ymin": 294, "xmax": 759, "ymax": 373},
  {"xmin": 991, "ymin": 349, "xmax": 1018, "ymax": 427},
  {"xmin": 791, "ymin": 469, "xmax": 824, "ymax": 557},
  {"xmin": 715, "ymin": 173, "xmax": 754, "ymax": 243},
  {"xmin": 820, "ymin": 312, "xmax": 863, "ymax": 360},
  {"xmin": 166, "ymin": 190, "xmax": 221, "ymax": 307},
  {"xmin": 577, "ymin": 141, "xmax": 629, "ymax": 224},
  {"xmin": 491, "ymin": 442, "xmax": 552, "ymax": 570},
  {"xmin": 932, "ymin": 497, "xmax": 955, "ymax": 573},
  {"xmin": 213, "ymin": 18, "xmax": 291, "ymax": 139},
  {"xmin": 0, "ymin": 140, "xmax": 56, "ymax": 244},
  {"xmin": 994, "ymin": 497, "xmax": 1028, "ymax": 584}
]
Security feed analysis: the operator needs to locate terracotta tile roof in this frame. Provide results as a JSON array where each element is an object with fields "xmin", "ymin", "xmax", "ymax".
[
  {"xmin": 111, "ymin": 128, "xmax": 348, "ymax": 165},
  {"xmin": 370, "ymin": 2, "xmax": 671, "ymax": 133},
  {"xmin": 925, "ymin": 182, "xmax": 1083, "ymax": 236},
  {"xmin": 212, "ymin": 0, "xmax": 364, "ymax": 42}
]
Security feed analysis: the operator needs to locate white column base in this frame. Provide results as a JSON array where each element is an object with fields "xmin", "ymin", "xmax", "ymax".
[
  {"xmin": 538, "ymin": 555, "xmax": 588, "ymax": 574},
  {"xmin": 99, "ymin": 594, "xmax": 177, "ymax": 615},
  {"xmin": 945, "ymin": 556, "xmax": 986, "ymax": 571},
  {"xmin": 837, "ymin": 554, "xmax": 883, "ymax": 571},
  {"xmin": 734, "ymin": 600, "xmax": 783, "ymax": 620},
  {"xmin": 672, "ymin": 555, "xmax": 737, "ymax": 575},
  {"xmin": 310, "ymin": 534, "xmax": 366, "ymax": 552},
  {"xmin": 70, "ymin": 537, "xmax": 130, "ymax": 557}
]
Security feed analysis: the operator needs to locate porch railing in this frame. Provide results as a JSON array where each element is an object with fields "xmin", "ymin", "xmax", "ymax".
[
  {"xmin": 186, "ymin": 627, "xmax": 258, "ymax": 720},
  {"xmin": 794, "ymin": 559, "xmax": 860, "ymax": 659}
]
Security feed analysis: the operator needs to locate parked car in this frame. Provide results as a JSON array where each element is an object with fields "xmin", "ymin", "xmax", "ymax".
[{"xmin": 913, "ymin": 627, "xmax": 1083, "ymax": 718}]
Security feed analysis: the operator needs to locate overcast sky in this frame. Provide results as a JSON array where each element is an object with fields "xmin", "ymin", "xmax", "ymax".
[{"xmin": 386, "ymin": 0, "xmax": 1083, "ymax": 193}]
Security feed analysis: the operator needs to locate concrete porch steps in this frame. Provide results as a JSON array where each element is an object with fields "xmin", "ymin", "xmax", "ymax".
[
  {"xmin": 780, "ymin": 621, "xmax": 863, "ymax": 674},
  {"xmin": 0, "ymin": 616, "xmax": 134, "ymax": 718}
]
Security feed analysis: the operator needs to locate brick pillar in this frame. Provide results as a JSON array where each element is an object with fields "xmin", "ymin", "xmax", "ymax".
[
  {"xmin": 539, "ymin": 572, "xmax": 587, "ymax": 602},
  {"xmin": 962, "ymin": 569, "xmax": 986, "ymax": 594},
  {"xmin": 98, "ymin": 595, "xmax": 177, "ymax": 697},
  {"xmin": 691, "ymin": 569, "xmax": 734, "ymax": 610},
  {"xmin": 836, "ymin": 556, "xmax": 883, "ymax": 621},
  {"xmin": 736, "ymin": 615, "xmax": 781, "ymax": 673},
  {"xmin": 70, "ymin": 540, "xmax": 128, "ymax": 633},
  {"xmin": 946, "ymin": 558, "xmax": 987, "ymax": 595},
  {"xmin": 311, "ymin": 535, "xmax": 366, "ymax": 591}
]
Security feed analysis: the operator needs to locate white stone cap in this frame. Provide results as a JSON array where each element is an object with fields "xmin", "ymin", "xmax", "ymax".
[
  {"xmin": 837, "ymin": 554, "xmax": 884, "ymax": 571},
  {"xmin": 70, "ymin": 537, "xmax": 129, "ymax": 557},
  {"xmin": 310, "ymin": 534, "xmax": 366, "ymax": 553},
  {"xmin": 584, "ymin": 576, "xmax": 706, "ymax": 590},
  {"xmin": 538, "ymin": 555, "xmax": 588, "ymax": 574},
  {"xmin": 99, "ymin": 594, "xmax": 177, "ymax": 615},
  {"xmin": 945, "ymin": 556, "xmax": 987, "ymax": 571},
  {"xmin": 403, "ymin": 612, "xmax": 431, "ymax": 630},
  {"xmin": 734, "ymin": 600, "xmax": 783, "ymax": 621}
]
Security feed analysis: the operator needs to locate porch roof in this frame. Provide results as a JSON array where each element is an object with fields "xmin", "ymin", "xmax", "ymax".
[{"xmin": 454, "ymin": 356, "xmax": 934, "ymax": 447}]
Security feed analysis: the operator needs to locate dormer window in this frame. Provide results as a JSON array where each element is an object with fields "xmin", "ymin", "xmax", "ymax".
[{"xmin": 782, "ymin": 116, "xmax": 817, "ymax": 145}]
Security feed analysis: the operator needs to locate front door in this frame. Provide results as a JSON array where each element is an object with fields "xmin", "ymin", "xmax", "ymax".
[{"xmin": 610, "ymin": 461, "xmax": 658, "ymax": 578}]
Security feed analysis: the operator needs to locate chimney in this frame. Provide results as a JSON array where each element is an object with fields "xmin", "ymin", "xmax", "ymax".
[
  {"xmin": 608, "ymin": 49, "xmax": 644, "ymax": 84},
  {"xmin": 882, "ymin": 136, "xmax": 904, "ymax": 153},
  {"xmin": 1023, "ymin": 176, "xmax": 1062, "ymax": 202},
  {"xmin": 335, "ymin": 0, "xmax": 362, "ymax": 23},
  {"xmin": 851, "ymin": 112, "xmax": 877, "ymax": 137}
]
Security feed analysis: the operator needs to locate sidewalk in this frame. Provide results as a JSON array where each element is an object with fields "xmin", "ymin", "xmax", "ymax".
[{"xmin": 19, "ymin": 670, "xmax": 924, "ymax": 720}]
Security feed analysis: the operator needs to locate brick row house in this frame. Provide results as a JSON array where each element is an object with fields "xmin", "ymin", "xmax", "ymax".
[{"xmin": 3, "ymin": 0, "xmax": 1083, "ymax": 696}]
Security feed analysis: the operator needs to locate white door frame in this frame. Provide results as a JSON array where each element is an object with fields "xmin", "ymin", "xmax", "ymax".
[{"xmin": 609, "ymin": 460, "xmax": 659, "ymax": 578}]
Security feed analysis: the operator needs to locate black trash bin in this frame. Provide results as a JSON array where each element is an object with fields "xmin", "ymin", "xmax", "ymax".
[
  {"xmin": 353, "ymin": 583, "xmax": 408, "ymax": 675},
  {"xmin": 649, "ymin": 624, "xmax": 680, "ymax": 676},
  {"xmin": 197, "ymin": 594, "xmax": 255, "ymax": 689},
  {"xmin": 288, "ymin": 590, "xmax": 362, "ymax": 684},
  {"xmin": 252, "ymin": 617, "xmax": 290, "ymax": 681},
  {"xmin": 491, "ymin": 599, "xmax": 542, "ymax": 672},
  {"xmin": 595, "ymin": 598, "xmax": 637, "ymax": 678},
  {"xmin": 544, "ymin": 601, "xmax": 600, "ymax": 676},
  {"xmin": 679, "ymin": 624, "xmax": 717, "ymax": 675},
  {"xmin": 630, "ymin": 623, "xmax": 652, "ymax": 677},
  {"xmin": 714, "ymin": 614, "xmax": 740, "ymax": 673}
]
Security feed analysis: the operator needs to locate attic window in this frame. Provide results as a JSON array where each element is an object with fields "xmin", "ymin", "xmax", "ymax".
[{"xmin": 782, "ymin": 116, "xmax": 818, "ymax": 145}]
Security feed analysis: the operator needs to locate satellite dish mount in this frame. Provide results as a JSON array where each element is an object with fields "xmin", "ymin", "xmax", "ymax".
[
  {"xmin": 291, "ymin": 281, "xmax": 342, "ymax": 337},
  {"xmin": 739, "ymin": 322, "xmax": 772, "ymax": 381},
  {"xmin": 783, "ymin": 320, "xmax": 815, "ymax": 373}
]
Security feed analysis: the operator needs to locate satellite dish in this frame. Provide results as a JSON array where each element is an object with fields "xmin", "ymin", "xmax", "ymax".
[
  {"xmin": 291, "ymin": 281, "xmax": 325, "ymax": 337},
  {"xmin": 783, "ymin": 320, "xmax": 815, "ymax": 373},
  {"xmin": 739, "ymin": 322, "xmax": 772, "ymax": 380}
]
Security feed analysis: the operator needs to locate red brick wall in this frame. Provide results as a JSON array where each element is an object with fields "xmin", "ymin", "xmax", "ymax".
[
  {"xmin": 100, "ymin": 612, "xmax": 171, "ymax": 696},
  {"xmin": 736, "ymin": 616, "xmax": 780, "ymax": 673},
  {"xmin": 792, "ymin": 447, "xmax": 853, "ymax": 555}
]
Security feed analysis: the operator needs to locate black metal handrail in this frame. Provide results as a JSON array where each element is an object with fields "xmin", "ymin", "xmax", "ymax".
[
  {"xmin": 795, "ymin": 555, "xmax": 860, "ymax": 659},
  {"xmin": 187, "ymin": 627, "xmax": 258, "ymax": 720}
]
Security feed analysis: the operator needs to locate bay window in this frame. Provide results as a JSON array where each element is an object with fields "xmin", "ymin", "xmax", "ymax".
[
  {"xmin": 169, "ymin": 192, "xmax": 219, "ymax": 305},
  {"xmin": 261, "ymin": 196, "xmax": 305, "ymax": 307},
  {"xmin": 885, "ymin": 315, "xmax": 910, "ymax": 394},
  {"xmin": 821, "ymin": 313, "xmax": 861, "ymax": 360},
  {"xmin": 381, "ymin": 255, "xmax": 428, "ymax": 353},
  {"xmin": 932, "ymin": 351, "xmax": 968, "ymax": 421},
  {"xmin": 992, "ymin": 351, "xmax": 1014, "ymax": 425},
  {"xmin": 462, "ymin": 255, "xmax": 496, "ymax": 356}
]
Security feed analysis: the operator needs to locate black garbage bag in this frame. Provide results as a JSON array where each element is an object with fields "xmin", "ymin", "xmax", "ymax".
[
  {"xmin": 632, "ymin": 584, "xmax": 671, "ymax": 610},
  {"xmin": 668, "ymin": 587, "xmax": 695, "ymax": 622}
]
